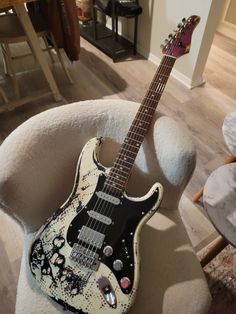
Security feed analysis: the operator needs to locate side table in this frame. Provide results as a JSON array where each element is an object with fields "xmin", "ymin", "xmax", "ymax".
[
  {"xmin": 201, "ymin": 109, "xmax": 236, "ymax": 266},
  {"xmin": 192, "ymin": 109, "xmax": 236, "ymax": 202}
]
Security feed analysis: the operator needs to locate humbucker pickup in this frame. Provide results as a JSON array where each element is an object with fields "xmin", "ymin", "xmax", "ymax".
[
  {"xmin": 78, "ymin": 225, "xmax": 105, "ymax": 249},
  {"xmin": 97, "ymin": 191, "xmax": 120, "ymax": 205}
]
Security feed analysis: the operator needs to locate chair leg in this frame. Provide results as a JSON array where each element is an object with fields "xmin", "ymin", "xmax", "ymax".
[
  {"xmin": 192, "ymin": 186, "xmax": 204, "ymax": 202},
  {"xmin": 192, "ymin": 154, "xmax": 236, "ymax": 202},
  {"xmin": 48, "ymin": 33, "xmax": 73, "ymax": 84},
  {"xmin": 41, "ymin": 35, "xmax": 55, "ymax": 64},
  {"xmin": 0, "ymin": 86, "xmax": 8, "ymax": 103},
  {"xmin": 198, "ymin": 236, "xmax": 228, "ymax": 267},
  {"xmin": 1, "ymin": 43, "xmax": 20, "ymax": 99},
  {"xmin": 1, "ymin": 43, "xmax": 12, "ymax": 76}
]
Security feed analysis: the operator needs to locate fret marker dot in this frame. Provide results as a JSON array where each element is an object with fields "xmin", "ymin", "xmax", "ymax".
[
  {"xmin": 145, "ymin": 109, "xmax": 148, "ymax": 112},
  {"xmin": 120, "ymin": 167, "xmax": 123, "ymax": 170},
  {"xmin": 124, "ymin": 158, "xmax": 127, "ymax": 160}
]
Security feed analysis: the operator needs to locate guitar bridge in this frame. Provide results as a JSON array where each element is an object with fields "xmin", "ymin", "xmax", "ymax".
[{"xmin": 70, "ymin": 243, "xmax": 100, "ymax": 270}]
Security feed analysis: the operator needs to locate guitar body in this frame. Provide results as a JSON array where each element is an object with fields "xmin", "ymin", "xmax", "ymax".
[{"xmin": 29, "ymin": 137, "xmax": 163, "ymax": 314}]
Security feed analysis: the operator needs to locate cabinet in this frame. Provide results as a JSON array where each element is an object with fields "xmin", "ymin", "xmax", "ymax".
[{"xmin": 79, "ymin": 0, "xmax": 141, "ymax": 62}]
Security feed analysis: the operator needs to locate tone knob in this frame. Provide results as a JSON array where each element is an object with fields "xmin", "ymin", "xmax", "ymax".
[
  {"xmin": 103, "ymin": 246, "xmax": 113, "ymax": 257},
  {"xmin": 113, "ymin": 259, "xmax": 123, "ymax": 271},
  {"xmin": 120, "ymin": 277, "xmax": 131, "ymax": 289}
]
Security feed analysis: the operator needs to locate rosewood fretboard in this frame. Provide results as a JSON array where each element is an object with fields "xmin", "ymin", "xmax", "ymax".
[{"xmin": 105, "ymin": 55, "xmax": 176, "ymax": 193}]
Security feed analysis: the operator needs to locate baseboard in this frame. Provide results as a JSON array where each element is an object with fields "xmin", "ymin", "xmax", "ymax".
[
  {"xmin": 217, "ymin": 21, "xmax": 236, "ymax": 41},
  {"xmin": 137, "ymin": 44, "xmax": 205, "ymax": 89},
  {"xmin": 105, "ymin": 22, "xmax": 204, "ymax": 89}
]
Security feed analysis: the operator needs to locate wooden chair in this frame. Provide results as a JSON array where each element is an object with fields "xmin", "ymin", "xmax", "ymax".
[{"xmin": 0, "ymin": 13, "xmax": 72, "ymax": 99}]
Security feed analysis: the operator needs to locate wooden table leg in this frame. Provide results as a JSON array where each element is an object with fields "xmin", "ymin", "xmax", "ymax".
[
  {"xmin": 13, "ymin": 3, "xmax": 62, "ymax": 102},
  {"xmin": 197, "ymin": 235, "xmax": 228, "ymax": 267}
]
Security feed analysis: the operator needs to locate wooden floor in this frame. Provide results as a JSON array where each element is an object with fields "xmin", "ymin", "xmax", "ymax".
[{"xmin": 0, "ymin": 32, "xmax": 235, "ymax": 313}]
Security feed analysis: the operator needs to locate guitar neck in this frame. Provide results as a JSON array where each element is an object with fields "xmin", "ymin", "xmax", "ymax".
[{"xmin": 105, "ymin": 55, "xmax": 176, "ymax": 192}]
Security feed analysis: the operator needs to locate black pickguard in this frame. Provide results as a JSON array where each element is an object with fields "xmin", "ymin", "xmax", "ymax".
[{"xmin": 67, "ymin": 174, "xmax": 160, "ymax": 294}]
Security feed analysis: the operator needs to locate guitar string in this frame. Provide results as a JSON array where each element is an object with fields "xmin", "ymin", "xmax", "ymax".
[
  {"xmin": 83, "ymin": 55, "xmax": 177, "ymax": 268},
  {"xmin": 81, "ymin": 41, "xmax": 178, "ymax": 269},
  {"xmin": 92, "ymin": 55, "xmax": 176, "ymax": 237},
  {"xmin": 75, "ymin": 35, "xmax": 179, "ymax": 269},
  {"xmin": 84, "ymin": 52, "xmax": 177, "ymax": 269},
  {"xmin": 92, "ymin": 41, "xmax": 178, "ymax": 233}
]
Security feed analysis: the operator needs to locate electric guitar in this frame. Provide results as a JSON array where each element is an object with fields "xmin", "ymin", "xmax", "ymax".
[{"xmin": 29, "ymin": 15, "xmax": 200, "ymax": 314}]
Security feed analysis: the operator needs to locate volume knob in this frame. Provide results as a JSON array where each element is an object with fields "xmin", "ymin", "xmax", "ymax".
[
  {"xmin": 113, "ymin": 259, "xmax": 123, "ymax": 271},
  {"xmin": 103, "ymin": 246, "xmax": 113, "ymax": 257}
]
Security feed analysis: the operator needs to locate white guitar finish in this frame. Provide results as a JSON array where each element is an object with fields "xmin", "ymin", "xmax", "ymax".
[{"xmin": 29, "ymin": 137, "xmax": 163, "ymax": 314}]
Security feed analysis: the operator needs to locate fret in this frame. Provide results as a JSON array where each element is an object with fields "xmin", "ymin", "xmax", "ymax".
[
  {"xmin": 110, "ymin": 172, "xmax": 127, "ymax": 181},
  {"xmin": 140, "ymin": 104, "xmax": 156, "ymax": 111},
  {"xmin": 117, "ymin": 152, "xmax": 135, "ymax": 163},
  {"xmin": 104, "ymin": 180, "xmax": 124, "ymax": 190},
  {"xmin": 148, "ymin": 88, "xmax": 166, "ymax": 93},
  {"xmin": 128, "ymin": 130, "xmax": 145, "ymax": 137},
  {"xmin": 124, "ymin": 137, "xmax": 142, "ymax": 145},
  {"xmin": 133, "ymin": 118, "xmax": 150, "ymax": 125},
  {"xmin": 105, "ymin": 178, "xmax": 124, "ymax": 188},
  {"xmin": 115, "ymin": 163, "xmax": 130, "ymax": 171},
  {"xmin": 112, "ymin": 166, "xmax": 130, "ymax": 176},
  {"xmin": 104, "ymin": 182, "xmax": 123, "ymax": 192},
  {"xmin": 135, "ymin": 112, "xmax": 153, "ymax": 118},
  {"xmin": 130, "ymin": 125, "xmax": 147, "ymax": 132},
  {"xmin": 118, "ymin": 150, "xmax": 136, "ymax": 159},
  {"xmin": 153, "ymin": 73, "xmax": 169, "ymax": 78},
  {"xmin": 123, "ymin": 141, "xmax": 141, "ymax": 149},
  {"xmin": 106, "ymin": 174, "xmax": 126, "ymax": 186},
  {"xmin": 159, "ymin": 64, "xmax": 173, "ymax": 68},
  {"xmin": 114, "ymin": 158, "xmax": 134, "ymax": 168},
  {"xmin": 143, "ymin": 96, "xmax": 161, "ymax": 102}
]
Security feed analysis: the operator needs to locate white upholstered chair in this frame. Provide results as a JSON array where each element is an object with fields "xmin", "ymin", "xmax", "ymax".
[{"xmin": 0, "ymin": 99, "xmax": 212, "ymax": 313}]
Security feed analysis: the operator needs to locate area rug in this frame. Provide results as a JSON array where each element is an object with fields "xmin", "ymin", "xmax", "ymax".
[{"xmin": 204, "ymin": 245, "xmax": 236, "ymax": 313}]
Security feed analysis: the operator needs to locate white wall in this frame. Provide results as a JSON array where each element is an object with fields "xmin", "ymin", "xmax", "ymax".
[
  {"xmin": 218, "ymin": 0, "xmax": 236, "ymax": 40},
  {"xmin": 121, "ymin": 0, "xmax": 225, "ymax": 88}
]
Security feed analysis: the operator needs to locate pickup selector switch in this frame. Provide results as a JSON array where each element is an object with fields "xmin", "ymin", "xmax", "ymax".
[{"xmin": 113, "ymin": 259, "xmax": 123, "ymax": 271}]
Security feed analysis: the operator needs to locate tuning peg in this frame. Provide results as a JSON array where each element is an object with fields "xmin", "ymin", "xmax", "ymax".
[
  {"xmin": 160, "ymin": 44, "xmax": 165, "ymax": 50},
  {"xmin": 177, "ymin": 23, "xmax": 182, "ymax": 28},
  {"xmin": 182, "ymin": 18, "xmax": 186, "ymax": 23},
  {"xmin": 164, "ymin": 39, "xmax": 169, "ymax": 44},
  {"xmin": 168, "ymin": 33, "xmax": 173, "ymax": 38}
]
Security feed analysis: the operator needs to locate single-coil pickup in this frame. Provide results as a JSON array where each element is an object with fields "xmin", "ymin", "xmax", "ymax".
[
  {"xmin": 97, "ymin": 191, "xmax": 121, "ymax": 205},
  {"xmin": 78, "ymin": 225, "xmax": 105, "ymax": 249},
  {"xmin": 87, "ymin": 210, "xmax": 112, "ymax": 225}
]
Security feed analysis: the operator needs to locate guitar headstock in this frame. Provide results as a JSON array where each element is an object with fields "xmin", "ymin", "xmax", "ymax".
[{"xmin": 161, "ymin": 15, "xmax": 200, "ymax": 58}]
